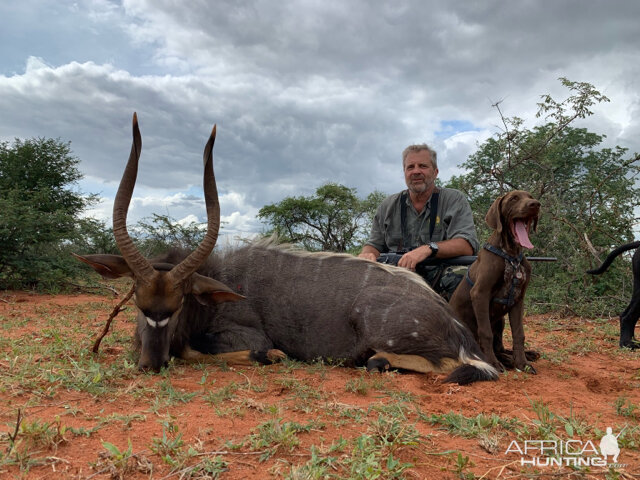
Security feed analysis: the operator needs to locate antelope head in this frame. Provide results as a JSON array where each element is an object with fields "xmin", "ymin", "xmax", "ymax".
[{"xmin": 74, "ymin": 113, "xmax": 243, "ymax": 371}]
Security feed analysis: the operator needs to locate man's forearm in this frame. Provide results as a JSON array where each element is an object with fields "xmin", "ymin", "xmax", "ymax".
[
  {"xmin": 434, "ymin": 238, "xmax": 473, "ymax": 258},
  {"xmin": 398, "ymin": 238, "xmax": 473, "ymax": 271}
]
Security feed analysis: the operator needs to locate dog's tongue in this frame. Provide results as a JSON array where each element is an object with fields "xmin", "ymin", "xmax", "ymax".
[{"xmin": 515, "ymin": 220, "xmax": 534, "ymax": 249}]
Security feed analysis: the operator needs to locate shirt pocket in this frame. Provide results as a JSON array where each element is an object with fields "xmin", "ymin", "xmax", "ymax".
[
  {"xmin": 385, "ymin": 233, "xmax": 404, "ymax": 251},
  {"xmin": 429, "ymin": 224, "xmax": 445, "ymax": 241}
]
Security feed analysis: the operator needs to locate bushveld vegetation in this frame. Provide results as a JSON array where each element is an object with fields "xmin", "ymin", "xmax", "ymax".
[
  {"xmin": 1, "ymin": 79, "xmax": 639, "ymax": 316},
  {"xmin": 1, "ymin": 78, "xmax": 640, "ymax": 477}
]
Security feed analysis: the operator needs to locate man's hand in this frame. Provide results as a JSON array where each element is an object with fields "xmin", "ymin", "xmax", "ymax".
[
  {"xmin": 397, "ymin": 245, "xmax": 431, "ymax": 271},
  {"xmin": 358, "ymin": 252, "xmax": 378, "ymax": 262},
  {"xmin": 358, "ymin": 245, "xmax": 380, "ymax": 262}
]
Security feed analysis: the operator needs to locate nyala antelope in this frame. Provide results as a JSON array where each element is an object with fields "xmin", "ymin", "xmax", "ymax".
[{"xmin": 75, "ymin": 113, "xmax": 498, "ymax": 384}]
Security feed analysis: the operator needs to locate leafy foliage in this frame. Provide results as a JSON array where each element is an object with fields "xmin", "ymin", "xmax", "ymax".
[
  {"xmin": 446, "ymin": 78, "xmax": 640, "ymax": 315},
  {"xmin": 258, "ymin": 183, "xmax": 385, "ymax": 252},
  {"xmin": 0, "ymin": 132, "xmax": 210, "ymax": 290},
  {"xmin": 130, "ymin": 213, "xmax": 208, "ymax": 258},
  {"xmin": 0, "ymin": 138, "xmax": 97, "ymax": 289}
]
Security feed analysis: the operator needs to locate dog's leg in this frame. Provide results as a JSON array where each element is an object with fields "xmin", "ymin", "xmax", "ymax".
[
  {"xmin": 620, "ymin": 251, "xmax": 640, "ymax": 349},
  {"xmin": 470, "ymin": 278, "xmax": 505, "ymax": 372},
  {"xmin": 492, "ymin": 317, "xmax": 506, "ymax": 352},
  {"xmin": 620, "ymin": 302, "xmax": 640, "ymax": 349},
  {"xmin": 494, "ymin": 316, "xmax": 540, "ymax": 364},
  {"xmin": 508, "ymin": 301, "xmax": 536, "ymax": 374},
  {"xmin": 492, "ymin": 317, "xmax": 515, "ymax": 368}
]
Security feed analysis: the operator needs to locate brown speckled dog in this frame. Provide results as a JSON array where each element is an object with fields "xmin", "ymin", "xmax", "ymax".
[{"xmin": 449, "ymin": 190, "xmax": 541, "ymax": 373}]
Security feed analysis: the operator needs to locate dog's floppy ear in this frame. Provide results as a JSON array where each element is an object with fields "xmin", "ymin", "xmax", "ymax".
[{"xmin": 485, "ymin": 195, "xmax": 505, "ymax": 233}]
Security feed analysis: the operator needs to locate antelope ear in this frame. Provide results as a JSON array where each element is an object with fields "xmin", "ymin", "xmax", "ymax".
[
  {"xmin": 190, "ymin": 273, "xmax": 245, "ymax": 305},
  {"xmin": 72, "ymin": 253, "xmax": 134, "ymax": 279},
  {"xmin": 485, "ymin": 195, "xmax": 505, "ymax": 233}
]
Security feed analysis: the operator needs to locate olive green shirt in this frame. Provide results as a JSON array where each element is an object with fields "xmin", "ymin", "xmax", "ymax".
[{"xmin": 365, "ymin": 187, "xmax": 479, "ymax": 254}]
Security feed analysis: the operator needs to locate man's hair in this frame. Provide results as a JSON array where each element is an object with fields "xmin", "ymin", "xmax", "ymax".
[{"xmin": 402, "ymin": 144, "xmax": 437, "ymax": 170}]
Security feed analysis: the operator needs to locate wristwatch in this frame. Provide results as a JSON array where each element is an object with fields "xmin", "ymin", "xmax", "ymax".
[{"xmin": 428, "ymin": 242, "xmax": 439, "ymax": 258}]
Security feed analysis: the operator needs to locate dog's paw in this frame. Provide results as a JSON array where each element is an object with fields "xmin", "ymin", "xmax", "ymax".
[
  {"xmin": 515, "ymin": 362, "xmax": 537, "ymax": 374},
  {"xmin": 525, "ymin": 349, "xmax": 541, "ymax": 362},
  {"xmin": 495, "ymin": 351, "xmax": 514, "ymax": 369},
  {"xmin": 620, "ymin": 338, "xmax": 640, "ymax": 350}
]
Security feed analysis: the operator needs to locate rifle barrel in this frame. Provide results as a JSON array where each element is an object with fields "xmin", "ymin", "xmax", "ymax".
[{"xmin": 418, "ymin": 256, "xmax": 557, "ymax": 266}]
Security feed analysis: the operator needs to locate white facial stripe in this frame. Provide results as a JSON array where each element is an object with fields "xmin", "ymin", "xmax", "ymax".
[{"xmin": 146, "ymin": 317, "xmax": 170, "ymax": 328}]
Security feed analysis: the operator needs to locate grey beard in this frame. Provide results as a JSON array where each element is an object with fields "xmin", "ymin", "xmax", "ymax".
[{"xmin": 407, "ymin": 182, "xmax": 428, "ymax": 194}]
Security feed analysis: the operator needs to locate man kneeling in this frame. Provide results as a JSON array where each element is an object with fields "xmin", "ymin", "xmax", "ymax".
[{"xmin": 359, "ymin": 143, "xmax": 478, "ymax": 299}]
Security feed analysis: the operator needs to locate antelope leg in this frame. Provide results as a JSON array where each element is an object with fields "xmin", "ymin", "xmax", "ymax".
[
  {"xmin": 181, "ymin": 346, "xmax": 286, "ymax": 365},
  {"xmin": 367, "ymin": 351, "xmax": 460, "ymax": 374}
]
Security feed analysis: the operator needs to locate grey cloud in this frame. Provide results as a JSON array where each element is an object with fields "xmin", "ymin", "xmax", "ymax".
[{"xmin": 1, "ymin": 0, "xmax": 639, "ymax": 235}]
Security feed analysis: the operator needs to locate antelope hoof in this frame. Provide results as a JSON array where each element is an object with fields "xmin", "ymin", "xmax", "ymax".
[
  {"xmin": 251, "ymin": 349, "xmax": 286, "ymax": 364},
  {"xmin": 366, "ymin": 356, "xmax": 391, "ymax": 373},
  {"xmin": 267, "ymin": 349, "xmax": 287, "ymax": 363},
  {"xmin": 490, "ymin": 358, "xmax": 506, "ymax": 373}
]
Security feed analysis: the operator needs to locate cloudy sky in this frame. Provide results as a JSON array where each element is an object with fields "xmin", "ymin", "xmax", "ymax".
[{"xmin": 1, "ymin": 1, "xmax": 639, "ymax": 242}]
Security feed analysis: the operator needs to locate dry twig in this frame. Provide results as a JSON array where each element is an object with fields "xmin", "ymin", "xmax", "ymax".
[
  {"xmin": 7, "ymin": 408, "xmax": 23, "ymax": 453},
  {"xmin": 92, "ymin": 283, "xmax": 135, "ymax": 354}
]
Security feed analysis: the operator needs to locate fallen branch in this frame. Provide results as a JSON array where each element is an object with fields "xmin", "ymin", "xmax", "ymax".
[{"xmin": 92, "ymin": 284, "xmax": 135, "ymax": 354}]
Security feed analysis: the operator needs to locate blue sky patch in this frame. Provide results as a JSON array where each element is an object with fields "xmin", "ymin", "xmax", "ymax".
[{"xmin": 435, "ymin": 120, "xmax": 480, "ymax": 138}]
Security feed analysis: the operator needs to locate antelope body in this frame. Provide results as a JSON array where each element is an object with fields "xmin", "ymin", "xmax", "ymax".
[
  {"xmin": 159, "ymin": 242, "xmax": 499, "ymax": 384},
  {"xmin": 75, "ymin": 114, "xmax": 498, "ymax": 385}
]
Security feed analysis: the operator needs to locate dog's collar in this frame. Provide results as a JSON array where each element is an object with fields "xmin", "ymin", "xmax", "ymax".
[
  {"xmin": 483, "ymin": 243, "xmax": 523, "ymax": 268},
  {"xmin": 465, "ymin": 243, "xmax": 525, "ymax": 307}
]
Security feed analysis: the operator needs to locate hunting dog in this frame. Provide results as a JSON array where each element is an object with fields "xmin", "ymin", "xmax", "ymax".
[
  {"xmin": 587, "ymin": 241, "xmax": 640, "ymax": 349},
  {"xmin": 449, "ymin": 190, "xmax": 541, "ymax": 373}
]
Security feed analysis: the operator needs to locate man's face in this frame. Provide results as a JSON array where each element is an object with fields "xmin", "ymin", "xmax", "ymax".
[{"xmin": 404, "ymin": 150, "xmax": 438, "ymax": 194}]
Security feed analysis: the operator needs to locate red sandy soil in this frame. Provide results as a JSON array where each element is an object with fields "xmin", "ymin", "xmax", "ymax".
[{"xmin": 1, "ymin": 290, "xmax": 640, "ymax": 479}]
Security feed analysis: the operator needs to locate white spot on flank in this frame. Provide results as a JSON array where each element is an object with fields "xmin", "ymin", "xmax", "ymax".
[
  {"xmin": 312, "ymin": 257, "xmax": 324, "ymax": 282},
  {"xmin": 387, "ymin": 339, "xmax": 395, "ymax": 347},
  {"xmin": 363, "ymin": 265, "xmax": 371, "ymax": 285},
  {"xmin": 411, "ymin": 332, "xmax": 419, "ymax": 338},
  {"xmin": 413, "ymin": 318, "xmax": 419, "ymax": 325}
]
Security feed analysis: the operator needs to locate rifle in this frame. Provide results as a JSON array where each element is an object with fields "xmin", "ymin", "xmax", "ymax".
[{"xmin": 377, "ymin": 252, "xmax": 557, "ymax": 267}]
